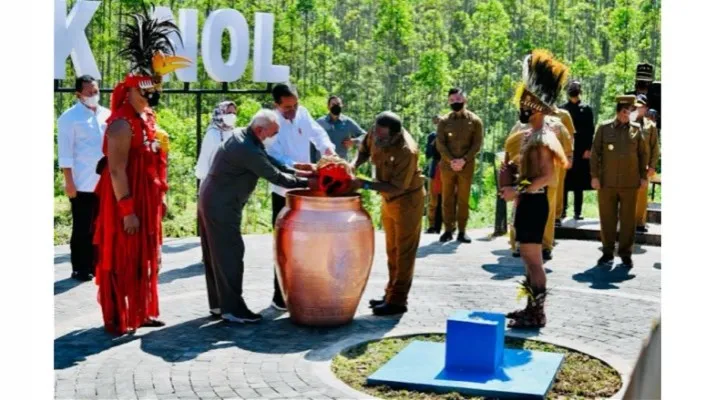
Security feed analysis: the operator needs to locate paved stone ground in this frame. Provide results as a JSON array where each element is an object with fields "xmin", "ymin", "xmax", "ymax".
[{"xmin": 55, "ymin": 229, "xmax": 661, "ymax": 400}]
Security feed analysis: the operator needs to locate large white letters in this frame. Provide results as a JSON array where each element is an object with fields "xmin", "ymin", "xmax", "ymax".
[
  {"xmin": 54, "ymin": 1, "xmax": 288, "ymax": 83},
  {"xmin": 54, "ymin": 0, "xmax": 101, "ymax": 80},
  {"xmin": 253, "ymin": 13, "xmax": 289, "ymax": 83},
  {"xmin": 202, "ymin": 9, "xmax": 249, "ymax": 83}
]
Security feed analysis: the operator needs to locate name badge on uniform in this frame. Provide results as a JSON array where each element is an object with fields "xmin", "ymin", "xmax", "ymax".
[
  {"xmin": 448, "ymin": 132, "xmax": 453, "ymax": 137},
  {"xmin": 608, "ymin": 144, "xmax": 614, "ymax": 151},
  {"xmin": 390, "ymin": 156, "xmax": 395, "ymax": 162}
]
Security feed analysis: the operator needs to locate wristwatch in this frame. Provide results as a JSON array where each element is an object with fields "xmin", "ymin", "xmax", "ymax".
[{"xmin": 362, "ymin": 181, "xmax": 373, "ymax": 190}]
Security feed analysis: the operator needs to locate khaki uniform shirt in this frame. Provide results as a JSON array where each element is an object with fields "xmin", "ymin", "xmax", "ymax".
[
  {"xmin": 590, "ymin": 119, "xmax": 648, "ymax": 189},
  {"xmin": 435, "ymin": 109, "xmax": 484, "ymax": 170},
  {"xmin": 640, "ymin": 118, "xmax": 660, "ymax": 169},
  {"xmin": 359, "ymin": 129, "xmax": 425, "ymax": 202}
]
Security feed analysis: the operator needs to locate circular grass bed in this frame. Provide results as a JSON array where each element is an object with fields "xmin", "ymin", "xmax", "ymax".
[{"xmin": 331, "ymin": 334, "xmax": 622, "ymax": 400}]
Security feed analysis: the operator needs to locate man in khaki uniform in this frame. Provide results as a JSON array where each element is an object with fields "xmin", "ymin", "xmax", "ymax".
[
  {"xmin": 351, "ymin": 111, "xmax": 426, "ymax": 316},
  {"xmin": 633, "ymin": 95, "xmax": 660, "ymax": 233},
  {"xmin": 436, "ymin": 88, "xmax": 484, "ymax": 243},
  {"xmin": 554, "ymin": 107, "xmax": 575, "ymax": 227},
  {"xmin": 542, "ymin": 115, "xmax": 573, "ymax": 259},
  {"xmin": 591, "ymin": 95, "xmax": 648, "ymax": 267}
]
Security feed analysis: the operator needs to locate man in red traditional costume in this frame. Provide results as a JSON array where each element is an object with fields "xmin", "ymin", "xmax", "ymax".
[{"xmin": 93, "ymin": 7, "xmax": 190, "ymax": 335}]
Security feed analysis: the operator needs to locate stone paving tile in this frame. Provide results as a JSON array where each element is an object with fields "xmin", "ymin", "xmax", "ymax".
[{"xmin": 55, "ymin": 229, "xmax": 660, "ymax": 399}]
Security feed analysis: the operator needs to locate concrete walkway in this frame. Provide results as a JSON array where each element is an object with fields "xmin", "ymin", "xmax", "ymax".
[{"xmin": 54, "ymin": 229, "xmax": 661, "ymax": 400}]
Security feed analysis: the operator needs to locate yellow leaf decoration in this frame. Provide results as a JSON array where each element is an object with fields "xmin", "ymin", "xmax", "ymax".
[{"xmin": 155, "ymin": 129, "xmax": 170, "ymax": 154}]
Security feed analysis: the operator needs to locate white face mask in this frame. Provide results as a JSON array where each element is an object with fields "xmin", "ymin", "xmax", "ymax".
[
  {"xmin": 629, "ymin": 111, "xmax": 638, "ymax": 122},
  {"xmin": 221, "ymin": 113, "xmax": 237, "ymax": 127},
  {"xmin": 82, "ymin": 94, "xmax": 99, "ymax": 108}
]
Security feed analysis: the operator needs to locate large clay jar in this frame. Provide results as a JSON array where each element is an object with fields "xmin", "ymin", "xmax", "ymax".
[{"xmin": 274, "ymin": 190, "xmax": 375, "ymax": 326}]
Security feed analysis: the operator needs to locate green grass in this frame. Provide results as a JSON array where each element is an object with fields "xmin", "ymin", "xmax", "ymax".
[{"xmin": 332, "ymin": 334, "xmax": 622, "ymax": 400}]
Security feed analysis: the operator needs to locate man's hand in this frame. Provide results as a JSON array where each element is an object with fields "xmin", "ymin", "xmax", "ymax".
[
  {"xmin": 323, "ymin": 147, "xmax": 336, "ymax": 157},
  {"xmin": 500, "ymin": 186, "xmax": 517, "ymax": 202},
  {"xmin": 162, "ymin": 200, "xmax": 168, "ymax": 218},
  {"xmin": 450, "ymin": 158, "xmax": 465, "ymax": 172},
  {"xmin": 342, "ymin": 137, "xmax": 354, "ymax": 150},
  {"xmin": 295, "ymin": 170, "xmax": 314, "ymax": 178},
  {"xmin": 306, "ymin": 177, "xmax": 320, "ymax": 191},
  {"xmin": 591, "ymin": 178, "xmax": 601, "ymax": 190},
  {"xmin": 123, "ymin": 214, "xmax": 140, "ymax": 235},
  {"xmin": 640, "ymin": 179, "xmax": 648, "ymax": 190},
  {"xmin": 583, "ymin": 150, "xmax": 592, "ymax": 159},
  {"xmin": 648, "ymin": 168, "xmax": 656, "ymax": 178},
  {"xmin": 65, "ymin": 181, "xmax": 77, "ymax": 199},
  {"xmin": 566, "ymin": 157, "xmax": 573, "ymax": 169},
  {"xmin": 293, "ymin": 162, "xmax": 317, "ymax": 172}
]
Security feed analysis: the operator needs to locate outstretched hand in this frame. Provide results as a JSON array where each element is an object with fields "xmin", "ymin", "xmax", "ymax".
[{"xmin": 293, "ymin": 162, "xmax": 317, "ymax": 172}]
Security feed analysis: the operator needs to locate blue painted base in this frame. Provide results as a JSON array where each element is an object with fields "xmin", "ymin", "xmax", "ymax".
[{"xmin": 367, "ymin": 341, "xmax": 564, "ymax": 400}]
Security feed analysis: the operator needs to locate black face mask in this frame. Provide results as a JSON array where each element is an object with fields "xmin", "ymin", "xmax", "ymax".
[
  {"xmin": 450, "ymin": 102, "xmax": 464, "ymax": 112},
  {"xmin": 519, "ymin": 108, "xmax": 532, "ymax": 124},
  {"xmin": 145, "ymin": 91, "xmax": 160, "ymax": 107},
  {"xmin": 330, "ymin": 105, "xmax": 342, "ymax": 116},
  {"xmin": 567, "ymin": 89, "xmax": 580, "ymax": 98}
]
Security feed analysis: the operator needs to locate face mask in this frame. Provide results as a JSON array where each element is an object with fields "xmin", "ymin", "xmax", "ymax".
[
  {"xmin": 330, "ymin": 105, "xmax": 342, "ymax": 116},
  {"xmin": 567, "ymin": 89, "xmax": 580, "ymax": 98},
  {"xmin": 82, "ymin": 94, "xmax": 99, "ymax": 108},
  {"xmin": 145, "ymin": 91, "xmax": 160, "ymax": 107},
  {"xmin": 221, "ymin": 114, "xmax": 237, "ymax": 127},
  {"xmin": 450, "ymin": 102, "xmax": 464, "ymax": 112},
  {"xmin": 630, "ymin": 111, "xmax": 639, "ymax": 122},
  {"xmin": 519, "ymin": 108, "xmax": 532, "ymax": 124}
]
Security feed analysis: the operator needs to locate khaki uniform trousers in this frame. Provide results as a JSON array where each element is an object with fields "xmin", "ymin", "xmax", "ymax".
[
  {"xmin": 381, "ymin": 187, "xmax": 425, "ymax": 306},
  {"xmin": 543, "ymin": 183, "xmax": 558, "ymax": 251},
  {"xmin": 598, "ymin": 187, "xmax": 639, "ymax": 257},
  {"xmin": 440, "ymin": 162, "xmax": 475, "ymax": 232},
  {"xmin": 635, "ymin": 183, "xmax": 649, "ymax": 227},
  {"xmin": 555, "ymin": 167, "xmax": 567, "ymax": 218}
]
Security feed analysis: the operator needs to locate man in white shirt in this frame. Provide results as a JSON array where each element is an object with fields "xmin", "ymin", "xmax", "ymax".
[
  {"xmin": 57, "ymin": 75, "xmax": 111, "ymax": 282},
  {"xmin": 265, "ymin": 83, "xmax": 336, "ymax": 310}
]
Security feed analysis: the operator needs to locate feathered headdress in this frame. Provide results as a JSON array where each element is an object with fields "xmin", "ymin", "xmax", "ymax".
[
  {"xmin": 115, "ymin": 4, "xmax": 190, "ymax": 94},
  {"xmin": 513, "ymin": 50, "xmax": 569, "ymax": 115}
]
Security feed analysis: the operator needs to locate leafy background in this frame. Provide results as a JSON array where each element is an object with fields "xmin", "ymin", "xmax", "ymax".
[{"xmin": 54, "ymin": 0, "xmax": 661, "ymax": 245}]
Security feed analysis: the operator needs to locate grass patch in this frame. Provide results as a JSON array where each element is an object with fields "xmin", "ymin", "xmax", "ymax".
[{"xmin": 332, "ymin": 334, "xmax": 622, "ymax": 400}]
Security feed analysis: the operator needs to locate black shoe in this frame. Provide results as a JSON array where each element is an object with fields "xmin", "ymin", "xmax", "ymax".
[
  {"xmin": 71, "ymin": 271, "xmax": 93, "ymax": 282},
  {"xmin": 209, "ymin": 308, "xmax": 222, "ymax": 319},
  {"xmin": 456, "ymin": 232, "xmax": 472, "ymax": 243},
  {"xmin": 372, "ymin": 303, "xmax": 407, "ymax": 316},
  {"xmin": 512, "ymin": 249, "xmax": 521, "ymax": 258},
  {"xmin": 597, "ymin": 254, "xmax": 615, "ymax": 265},
  {"xmin": 439, "ymin": 231, "xmax": 454, "ymax": 243},
  {"xmin": 555, "ymin": 219, "xmax": 562, "ymax": 227},
  {"xmin": 636, "ymin": 225, "xmax": 649, "ymax": 233},
  {"xmin": 542, "ymin": 249, "xmax": 553, "ymax": 261},
  {"xmin": 621, "ymin": 256, "xmax": 634, "ymax": 268},
  {"xmin": 271, "ymin": 297, "xmax": 287, "ymax": 312},
  {"xmin": 425, "ymin": 227, "xmax": 440, "ymax": 234},
  {"xmin": 141, "ymin": 319, "xmax": 166, "ymax": 328},
  {"xmin": 574, "ymin": 215, "xmax": 584, "ymax": 221},
  {"xmin": 223, "ymin": 309, "xmax": 262, "ymax": 324},
  {"xmin": 369, "ymin": 297, "xmax": 386, "ymax": 308}
]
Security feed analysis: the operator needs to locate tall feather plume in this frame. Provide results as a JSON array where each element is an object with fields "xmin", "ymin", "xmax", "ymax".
[
  {"xmin": 118, "ymin": 3, "xmax": 182, "ymax": 76},
  {"xmin": 525, "ymin": 50, "xmax": 569, "ymax": 108}
]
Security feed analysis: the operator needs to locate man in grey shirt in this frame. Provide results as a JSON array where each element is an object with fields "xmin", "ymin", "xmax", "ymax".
[
  {"xmin": 198, "ymin": 109, "xmax": 316, "ymax": 324},
  {"xmin": 311, "ymin": 95, "xmax": 367, "ymax": 162}
]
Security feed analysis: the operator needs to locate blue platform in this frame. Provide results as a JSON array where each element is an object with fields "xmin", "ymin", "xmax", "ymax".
[
  {"xmin": 367, "ymin": 341, "xmax": 564, "ymax": 399},
  {"xmin": 366, "ymin": 310, "xmax": 565, "ymax": 399}
]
